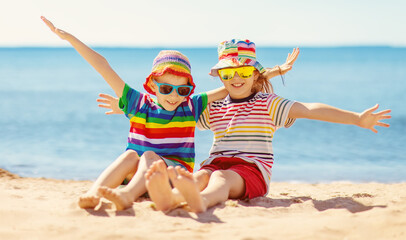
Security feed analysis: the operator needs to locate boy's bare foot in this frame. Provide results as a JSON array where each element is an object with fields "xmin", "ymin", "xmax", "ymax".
[
  {"xmin": 145, "ymin": 160, "xmax": 177, "ymax": 211},
  {"xmin": 78, "ymin": 193, "xmax": 100, "ymax": 209},
  {"xmin": 98, "ymin": 187, "xmax": 134, "ymax": 211},
  {"xmin": 168, "ymin": 167, "xmax": 206, "ymax": 213}
]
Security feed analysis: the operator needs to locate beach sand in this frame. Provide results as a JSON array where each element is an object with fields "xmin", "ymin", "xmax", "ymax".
[{"xmin": 1, "ymin": 168, "xmax": 405, "ymax": 240}]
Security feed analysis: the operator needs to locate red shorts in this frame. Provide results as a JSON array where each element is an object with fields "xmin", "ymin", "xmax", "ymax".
[{"xmin": 200, "ymin": 157, "xmax": 267, "ymax": 199}]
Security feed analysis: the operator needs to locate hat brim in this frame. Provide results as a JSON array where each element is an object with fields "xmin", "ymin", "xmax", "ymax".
[{"xmin": 209, "ymin": 58, "xmax": 265, "ymax": 77}]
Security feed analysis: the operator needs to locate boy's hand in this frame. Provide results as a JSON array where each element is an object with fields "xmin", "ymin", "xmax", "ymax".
[
  {"xmin": 358, "ymin": 104, "xmax": 391, "ymax": 133},
  {"xmin": 41, "ymin": 16, "xmax": 70, "ymax": 40},
  {"xmin": 279, "ymin": 47, "xmax": 300, "ymax": 75},
  {"xmin": 97, "ymin": 93, "xmax": 123, "ymax": 115}
]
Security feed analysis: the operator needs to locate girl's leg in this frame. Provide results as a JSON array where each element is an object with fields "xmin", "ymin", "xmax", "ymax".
[
  {"xmin": 78, "ymin": 150, "xmax": 139, "ymax": 208},
  {"xmin": 194, "ymin": 169, "xmax": 213, "ymax": 191},
  {"xmin": 98, "ymin": 151, "xmax": 161, "ymax": 210},
  {"xmin": 170, "ymin": 168, "xmax": 212, "ymax": 205},
  {"xmin": 168, "ymin": 168, "xmax": 245, "ymax": 213}
]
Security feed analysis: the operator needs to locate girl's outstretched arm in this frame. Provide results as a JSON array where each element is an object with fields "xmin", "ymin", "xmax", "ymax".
[
  {"xmin": 206, "ymin": 86, "xmax": 228, "ymax": 103},
  {"xmin": 41, "ymin": 16, "xmax": 125, "ymax": 97},
  {"xmin": 288, "ymin": 102, "xmax": 391, "ymax": 133},
  {"xmin": 263, "ymin": 48, "xmax": 300, "ymax": 80}
]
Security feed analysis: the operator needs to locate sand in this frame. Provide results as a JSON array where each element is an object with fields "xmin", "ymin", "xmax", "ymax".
[{"xmin": 1, "ymin": 168, "xmax": 405, "ymax": 240}]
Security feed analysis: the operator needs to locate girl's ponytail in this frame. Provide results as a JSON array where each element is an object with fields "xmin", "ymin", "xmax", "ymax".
[{"xmin": 253, "ymin": 71, "xmax": 274, "ymax": 94}]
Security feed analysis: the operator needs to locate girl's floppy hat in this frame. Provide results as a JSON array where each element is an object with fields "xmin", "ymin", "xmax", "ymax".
[
  {"xmin": 210, "ymin": 39, "xmax": 265, "ymax": 77},
  {"xmin": 144, "ymin": 50, "xmax": 195, "ymax": 96}
]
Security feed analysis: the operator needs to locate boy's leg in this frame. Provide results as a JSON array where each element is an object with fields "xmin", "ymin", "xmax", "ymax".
[
  {"xmin": 145, "ymin": 160, "xmax": 177, "ymax": 211},
  {"xmin": 168, "ymin": 168, "xmax": 245, "ymax": 213},
  {"xmin": 98, "ymin": 151, "xmax": 161, "ymax": 210},
  {"xmin": 78, "ymin": 150, "xmax": 139, "ymax": 208}
]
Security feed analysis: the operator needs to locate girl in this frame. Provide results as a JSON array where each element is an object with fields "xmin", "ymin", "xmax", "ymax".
[{"xmin": 147, "ymin": 39, "xmax": 391, "ymax": 213}]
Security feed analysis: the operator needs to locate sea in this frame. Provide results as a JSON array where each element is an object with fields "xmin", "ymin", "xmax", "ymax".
[{"xmin": 0, "ymin": 46, "xmax": 405, "ymax": 183}]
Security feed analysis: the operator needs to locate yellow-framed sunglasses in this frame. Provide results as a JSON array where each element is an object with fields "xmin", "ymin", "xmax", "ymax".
[{"xmin": 217, "ymin": 66, "xmax": 256, "ymax": 81}]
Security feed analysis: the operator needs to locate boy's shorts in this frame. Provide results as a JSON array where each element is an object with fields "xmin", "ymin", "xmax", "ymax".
[
  {"xmin": 160, "ymin": 156, "xmax": 188, "ymax": 170},
  {"xmin": 200, "ymin": 157, "xmax": 267, "ymax": 199}
]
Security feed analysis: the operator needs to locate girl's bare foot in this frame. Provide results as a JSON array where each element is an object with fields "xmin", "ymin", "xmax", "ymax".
[
  {"xmin": 145, "ymin": 160, "xmax": 177, "ymax": 211},
  {"xmin": 98, "ymin": 187, "xmax": 134, "ymax": 211},
  {"xmin": 168, "ymin": 167, "xmax": 206, "ymax": 213},
  {"xmin": 78, "ymin": 193, "xmax": 100, "ymax": 209}
]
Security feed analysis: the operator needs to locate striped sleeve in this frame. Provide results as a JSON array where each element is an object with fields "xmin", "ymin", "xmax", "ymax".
[
  {"xmin": 196, "ymin": 103, "xmax": 211, "ymax": 130},
  {"xmin": 189, "ymin": 93, "xmax": 208, "ymax": 122},
  {"xmin": 119, "ymin": 83, "xmax": 144, "ymax": 119},
  {"xmin": 267, "ymin": 94, "xmax": 295, "ymax": 129}
]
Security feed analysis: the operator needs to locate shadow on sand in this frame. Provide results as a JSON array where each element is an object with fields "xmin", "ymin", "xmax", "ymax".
[
  {"xmin": 243, "ymin": 195, "xmax": 386, "ymax": 214},
  {"xmin": 84, "ymin": 193, "xmax": 386, "ymax": 222}
]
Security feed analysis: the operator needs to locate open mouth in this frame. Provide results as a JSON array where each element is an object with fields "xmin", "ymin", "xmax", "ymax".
[
  {"xmin": 166, "ymin": 100, "xmax": 178, "ymax": 105},
  {"xmin": 231, "ymin": 83, "xmax": 244, "ymax": 88}
]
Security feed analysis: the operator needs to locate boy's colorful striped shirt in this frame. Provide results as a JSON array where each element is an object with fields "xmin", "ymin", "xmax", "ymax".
[
  {"xmin": 119, "ymin": 84, "xmax": 207, "ymax": 172},
  {"xmin": 197, "ymin": 92, "xmax": 295, "ymax": 192}
]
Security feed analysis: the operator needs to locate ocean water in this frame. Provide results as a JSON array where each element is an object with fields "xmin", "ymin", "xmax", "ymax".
[{"xmin": 0, "ymin": 47, "xmax": 405, "ymax": 183}]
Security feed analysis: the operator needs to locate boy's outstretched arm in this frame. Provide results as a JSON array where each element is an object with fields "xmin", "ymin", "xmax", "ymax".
[
  {"xmin": 263, "ymin": 48, "xmax": 300, "ymax": 80},
  {"xmin": 41, "ymin": 16, "xmax": 125, "ymax": 97},
  {"xmin": 288, "ymin": 102, "xmax": 391, "ymax": 133}
]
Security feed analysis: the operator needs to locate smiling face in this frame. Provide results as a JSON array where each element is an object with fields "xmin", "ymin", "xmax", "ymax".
[
  {"xmin": 219, "ymin": 67, "xmax": 259, "ymax": 99},
  {"xmin": 150, "ymin": 73, "xmax": 190, "ymax": 111}
]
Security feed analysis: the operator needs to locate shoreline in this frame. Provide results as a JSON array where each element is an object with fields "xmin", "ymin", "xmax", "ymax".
[{"xmin": 1, "ymin": 168, "xmax": 405, "ymax": 239}]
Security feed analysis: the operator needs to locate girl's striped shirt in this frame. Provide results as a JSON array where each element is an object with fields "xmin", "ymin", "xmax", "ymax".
[
  {"xmin": 120, "ymin": 84, "xmax": 207, "ymax": 172},
  {"xmin": 197, "ymin": 92, "xmax": 295, "ymax": 192}
]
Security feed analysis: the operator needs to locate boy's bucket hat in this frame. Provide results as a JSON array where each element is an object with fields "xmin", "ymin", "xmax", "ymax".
[{"xmin": 144, "ymin": 50, "xmax": 195, "ymax": 96}]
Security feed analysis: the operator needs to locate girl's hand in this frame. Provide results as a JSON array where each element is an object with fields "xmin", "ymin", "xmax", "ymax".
[
  {"xmin": 41, "ymin": 16, "xmax": 70, "ymax": 40},
  {"xmin": 358, "ymin": 104, "xmax": 391, "ymax": 133},
  {"xmin": 262, "ymin": 48, "xmax": 300, "ymax": 80},
  {"xmin": 97, "ymin": 93, "xmax": 123, "ymax": 115},
  {"xmin": 279, "ymin": 47, "xmax": 300, "ymax": 75}
]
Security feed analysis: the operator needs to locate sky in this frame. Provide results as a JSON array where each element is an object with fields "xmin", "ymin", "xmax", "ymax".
[{"xmin": 1, "ymin": 0, "xmax": 405, "ymax": 47}]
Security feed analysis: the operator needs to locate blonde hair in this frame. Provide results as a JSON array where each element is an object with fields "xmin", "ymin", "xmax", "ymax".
[{"xmin": 252, "ymin": 71, "xmax": 274, "ymax": 94}]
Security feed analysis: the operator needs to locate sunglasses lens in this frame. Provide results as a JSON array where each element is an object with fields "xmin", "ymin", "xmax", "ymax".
[
  {"xmin": 218, "ymin": 67, "xmax": 255, "ymax": 80},
  {"xmin": 177, "ymin": 87, "xmax": 191, "ymax": 96},
  {"xmin": 238, "ymin": 67, "xmax": 254, "ymax": 78},
  {"xmin": 159, "ymin": 84, "xmax": 173, "ymax": 94},
  {"xmin": 218, "ymin": 69, "xmax": 235, "ymax": 80}
]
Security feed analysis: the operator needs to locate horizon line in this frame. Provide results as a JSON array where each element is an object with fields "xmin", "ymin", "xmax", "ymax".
[{"xmin": 0, "ymin": 44, "xmax": 405, "ymax": 49}]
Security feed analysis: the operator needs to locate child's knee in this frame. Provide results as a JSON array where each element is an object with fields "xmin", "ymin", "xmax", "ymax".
[
  {"xmin": 123, "ymin": 150, "xmax": 139, "ymax": 158},
  {"xmin": 142, "ymin": 151, "xmax": 159, "ymax": 160},
  {"xmin": 195, "ymin": 169, "xmax": 212, "ymax": 182},
  {"xmin": 194, "ymin": 169, "xmax": 212, "ymax": 190},
  {"xmin": 120, "ymin": 150, "xmax": 140, "ymax": 166},
  {"xmin": 139, "ymin": 151, "xmax": 161, "ymax": 167}
]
